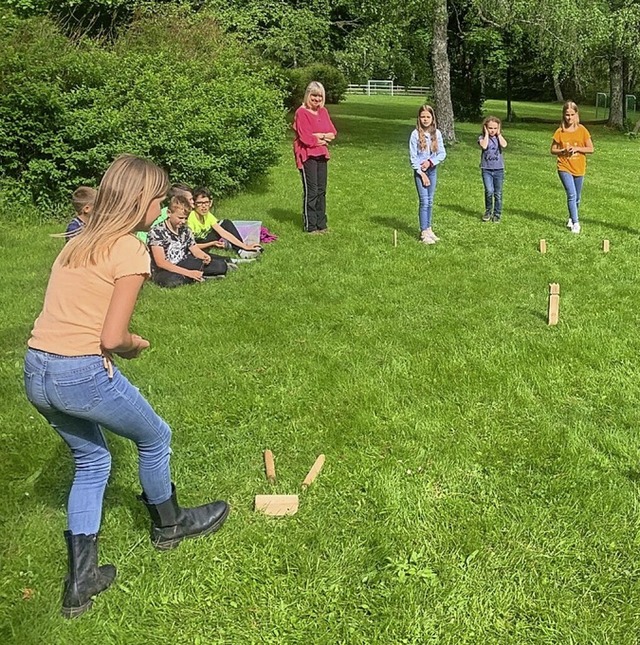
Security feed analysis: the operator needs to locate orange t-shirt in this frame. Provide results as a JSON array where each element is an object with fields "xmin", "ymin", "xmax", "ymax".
[
  {"xmin": 552, "ymin": 124, "xmax": 591, "ymax": 176},
  {"xmin": 29, "ymin": 235, "xmax": 150, "ymax": 356}
]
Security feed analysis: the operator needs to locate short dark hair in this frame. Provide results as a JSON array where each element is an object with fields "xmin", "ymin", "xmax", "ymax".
[{"xmin": 192, "ymin": 186, "xmax": 212, "ymax": 201}]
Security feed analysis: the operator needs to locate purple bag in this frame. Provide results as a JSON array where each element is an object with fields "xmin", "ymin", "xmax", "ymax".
[{"xmin": 260, "ymin": 226, "xmax": 278, "ymax": 244}]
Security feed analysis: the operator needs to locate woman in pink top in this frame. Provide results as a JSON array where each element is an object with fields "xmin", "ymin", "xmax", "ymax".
[{"xmin": 293, "ymin": 81, "xmax": 337, "ymax": 233}]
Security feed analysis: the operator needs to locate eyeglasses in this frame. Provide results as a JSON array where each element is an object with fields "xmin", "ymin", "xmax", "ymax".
[{"xmin": 194, "ymin": 200, "xmax": 211, "ymax": 206}]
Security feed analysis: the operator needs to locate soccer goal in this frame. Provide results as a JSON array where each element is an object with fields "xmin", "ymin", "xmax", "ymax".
[{"xmin": 367, "ymin": 79, "xmax": 394, "ymax": 96}]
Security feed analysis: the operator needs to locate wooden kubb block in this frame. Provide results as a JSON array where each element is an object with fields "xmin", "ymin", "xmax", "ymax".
[
  {"xmin": 548, "ymin": 283, "xmax": 560, "ymax": 325},
  {"xmin": 254, "ymin": 494, "xmax": 299, "ymax": 516}
]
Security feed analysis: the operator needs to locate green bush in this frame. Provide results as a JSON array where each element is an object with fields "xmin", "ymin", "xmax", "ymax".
[
  {"xmin": 0, "ymin": 12, "xmax": 287, "ymax": 211},
  {"xmin": 285, "ymin": 63, "xmax": 348, "ymax": 110}
]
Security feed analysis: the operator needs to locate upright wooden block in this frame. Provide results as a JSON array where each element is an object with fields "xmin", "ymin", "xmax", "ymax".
[
  {"xmin": 393, "ymin": 230, "xmax": 398, "ymax": 247},
  {"xmin": 264, "ymin": 449, "xmax": 276, "ymax": 484},
  {"xmin": 548, "ymin": 283, "xmax": 560, "ymax": 326},
  {"xmin": 254, "ymin": 494, "xmax": 299, "ymax": 516},
  {"xmin": 603, "ymin": 239, "xmax": 610, "ymax": 253},
  {"xmin": 539, "ymin": 239, "xmax": 547, "ymax": 254},
  {"xmin": 302, "ymin": 454, "xmax": 325, "ymax": 489}
]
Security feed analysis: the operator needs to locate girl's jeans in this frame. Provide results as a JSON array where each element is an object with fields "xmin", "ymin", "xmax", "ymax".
[
  {"xmin": 24, "ymin": 349, "xmax": 173, "ymax": 535},
  {"xmin": 414, "ymin": 167, "xmax": 437, "ymax": 231},
  {"xmin": 558, "ymin": 171, "xmax": 584, "ymax": 224},
  {"xmin": 481, "ymin": 169, "xmax": 504, "ymax": 219}
]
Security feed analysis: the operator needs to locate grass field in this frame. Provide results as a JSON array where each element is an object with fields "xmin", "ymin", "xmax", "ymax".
[{"xmin": 2, "ymin": 96, "xmax": 640, "ymax": 643}]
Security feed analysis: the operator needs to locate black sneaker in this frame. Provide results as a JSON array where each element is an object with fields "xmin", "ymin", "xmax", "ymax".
[
  {"xmin": 492, "ymin": 215, "xmax": 501, "ymax": 223},
  {"xmin": 482, "ymin": 212, "xmax": 492, "ymax": 222}
]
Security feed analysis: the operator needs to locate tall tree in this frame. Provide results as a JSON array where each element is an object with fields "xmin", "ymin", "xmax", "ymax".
[{"xmin": 432, "ymin": 0, "xmax": 455, "ymax": 140}]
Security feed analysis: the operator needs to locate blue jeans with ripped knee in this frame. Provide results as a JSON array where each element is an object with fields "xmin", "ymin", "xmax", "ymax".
[{"xmin": 24, "ymin": 349, "xmax": 173, "ymax": 535}]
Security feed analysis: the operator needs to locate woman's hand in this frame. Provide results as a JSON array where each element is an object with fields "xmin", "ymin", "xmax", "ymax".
[
  {"xmin": 243, "ymin": 243, "xmax": 263, "ymax": 252},
  {"xmin": 116, "ymin": 334, "xmax": 150, "ymax": 360},
  {"xmin": 201, "ymin": 254, "xmax": 211, "ymax": 266},
  {"xmin": 211, "ymin": 239, "xmax": 225, "ymax": 248},
  {"xmin": 420, "ymin": 160, "xmax": 431, "ymax": 172},
  {"xmin": 420, "ymin": 171, "xmax": 430, "ymax": 187}
]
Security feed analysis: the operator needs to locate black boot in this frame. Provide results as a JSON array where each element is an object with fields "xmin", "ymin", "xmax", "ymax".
[
  {"xmin": 61, "ymin": 531, "xmax": 116, "ymax": 619},
  {"xmin": 139, "ymin": 484, "xmax": 229, "ymax": 551}
]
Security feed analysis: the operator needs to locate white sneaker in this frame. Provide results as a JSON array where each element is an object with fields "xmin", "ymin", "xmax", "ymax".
[
  {"xmin": 429, "ymin": 231, "xmax": 440, "ymax": 242},
  {"xmin": 571, "ymin": 222, "xmax": 581, "ymax": 234},
  {"xmin": 238, "ymin": 249, "xmax": 260, "ymax": 259},
  {"xmin": 566, "ymin": 219, "xmax": 573, "ymax": 229},
  {"xmin": 420, "ymin": 232, "xmax": 436, "ymax": 245}
]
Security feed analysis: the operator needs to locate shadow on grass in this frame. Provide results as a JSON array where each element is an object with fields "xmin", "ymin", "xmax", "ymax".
[
  {"xmin": 510, "ymin": 207, "xmax": 640, "ymax": 235},
  {"xmin": 371, "ymin": 215, "xmax": 414, "ymax": 236},
  {"xmin": 440, "ymin": 203, "xmax": 479, "ymax": 220},
  {"xmin": 267, "ymin": 208, "xmax": 299, "ymax": 226}
]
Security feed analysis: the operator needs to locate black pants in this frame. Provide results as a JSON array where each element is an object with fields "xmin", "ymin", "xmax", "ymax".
[
  {"xmin": 195, "ymin": 220, "xmax": 244, "ymax": 252},
  {"xmin": 152, "ymin": 253, "xmax": 227, "ymax": 288},
  {"xmin": 300, "ymin": 156, "xmax": 328, "ymax": 232}
]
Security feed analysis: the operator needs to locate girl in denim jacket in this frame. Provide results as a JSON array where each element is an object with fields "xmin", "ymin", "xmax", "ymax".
[{"xmin": 409, "ymin": 104, "xmax": 446, "ymax": 244}]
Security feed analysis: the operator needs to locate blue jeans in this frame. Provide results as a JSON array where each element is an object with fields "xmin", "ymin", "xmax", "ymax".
[
  {"xmin": 24, "ymin": 349, "xmax": 173, "ymax": 535},
  {"xmin": 414, "ymin": 167, "xmax": 437, "ymax": 231},
  {"xmin": 558, "ymin": 171, "xmax": 584, "ymax": 224},
  {"xmin": 481, "ymin": 169, "xmax": 504, "ymax": 218}
]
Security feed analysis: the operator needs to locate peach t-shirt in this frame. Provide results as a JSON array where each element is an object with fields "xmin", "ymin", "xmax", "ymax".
[
  {"xmin": 29, "ymin": 235, "xmax": 150, "ymax": 356},
  {"xmin": 552, "ymin": 124, "xmax": 591, "ymax": 176}
]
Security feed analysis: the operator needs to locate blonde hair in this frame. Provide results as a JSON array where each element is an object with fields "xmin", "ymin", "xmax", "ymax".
[
  {"xmin": 482, "ymin": 115, "xmax": 501, "ymax": 131},
  {"xmin": 416, "ymin": 104, "xmax": 439, "ymax": 153},
  {"xmin": 561, "ymin": 101, "xmax": 580, "ymax": 130},
  {"xmin": 303, "ymin": 81, "xmax": 326, "ymax": 109},
  {"xmin": 168, "ymin": 194, "xmax": 191, "ymax": 215},
  {"xmin": 71, "ymin": 186, "xmax": 97, "ymax": 214},
  {"xmin": 59, "ymin": 154, "xmax": 168, "ymax": 268}
]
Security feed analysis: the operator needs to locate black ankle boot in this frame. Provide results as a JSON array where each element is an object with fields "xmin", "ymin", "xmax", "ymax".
[
  {"xmin": 61, "ymin": 531, "xmax": 116, "ymax": 619},
  {"xmin": 139, "ymin": 484, "xmax": 229, "ymax": 551}
]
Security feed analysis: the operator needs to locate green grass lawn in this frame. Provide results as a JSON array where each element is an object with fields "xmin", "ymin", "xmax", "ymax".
[{"xmin": 2, "ymin": 96, "xmax": 640, "ymax": 643}]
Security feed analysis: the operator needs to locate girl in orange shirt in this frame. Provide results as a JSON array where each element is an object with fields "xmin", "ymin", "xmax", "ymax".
[{"xmin": 550, "ymin": 101, "xmax": 594, "ymax": 234}]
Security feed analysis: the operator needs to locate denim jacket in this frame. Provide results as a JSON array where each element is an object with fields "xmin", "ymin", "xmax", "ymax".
[{"xmin": 409, "ymin": 129, "xmax": 446, "ymax": 171}]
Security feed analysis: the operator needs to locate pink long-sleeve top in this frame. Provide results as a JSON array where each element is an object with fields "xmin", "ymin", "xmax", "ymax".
[{"xmin": 292, "ymin": 105, "xmax": 337, "ymax": 169}]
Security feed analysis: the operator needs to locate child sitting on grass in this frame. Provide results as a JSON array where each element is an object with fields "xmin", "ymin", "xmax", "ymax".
[
  {"xmin": 64, "ymin": 187, "xmax": 97, "ymax": 241},
  {"xmin": 188, "ymin": 187, "xmax": 262, "ymax": 259},
  {"xmin": 147, "ymin": 195, "xmax": 229, "ymax": 287}
]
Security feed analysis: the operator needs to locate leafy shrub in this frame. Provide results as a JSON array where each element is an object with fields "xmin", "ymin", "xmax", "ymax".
[
  {"xmin": 285, "ymin": 63, "xmax": 347, "ymax": 110},
  {"xmin": 0, "ymin": 11, "xmax": 287, "ymax": 211}
]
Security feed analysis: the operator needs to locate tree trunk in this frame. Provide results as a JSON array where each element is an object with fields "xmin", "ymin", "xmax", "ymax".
[
  {"xmin": 431, "ymin": 0, "xmax": 455, "ymax": 142},
  {"xmin": 553, "ymin": 71, "xmax": 563, "ymax": 102},
  {"xmin": 608, "ymin": 53, "xmax": 624, "ymax": 129},
  {"xmin": 506, "ymin": 64, "xmax": 513, "ymax": 122}
]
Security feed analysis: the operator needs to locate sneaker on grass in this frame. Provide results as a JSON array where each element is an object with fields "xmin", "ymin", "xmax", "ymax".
[
  {"xmin": 482, "ymin": 212, "xmax": 492, "ymax": 222},
  {"xmin": 229, "ymin": 257, "xmax": 257, "ymax": 265},
  {"xmin": 571, "ymin": 222, "xmax": 581, "ymax": 234},
  {"xmin": 238, "ymin": 249, "xmax": 260, "ymax": 259}
]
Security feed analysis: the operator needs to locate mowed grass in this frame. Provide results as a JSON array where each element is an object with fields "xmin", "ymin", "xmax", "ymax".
[{"xmin": 2, "ymin": 96, "xmax": 640, "ymax": 643}]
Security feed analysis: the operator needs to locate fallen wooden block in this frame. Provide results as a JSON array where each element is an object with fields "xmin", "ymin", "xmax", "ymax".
[
  {"xmin": 254, "ymin": 494, "xmax": 299, "ymax": 516},
  {"xmin": 548, "ymin": 283, "xmax": 560, "ymax": 326},
  {"xmin": 302, "ymin": 454, "xmax": 325, "ymax": 489},
  {"xmin": 393, "ymin": 230, "xmax": 398, "ymax": 247},
  {"xmin": 264, "ymin": 449, "xmax": 276, "ymax": 484},
  {"xmin": 603, "ymin": 239, "xmax": 610, "ymax": 253},
  {"xmin": 539, "ymin": 239, "xmax": 547, "ymax": 254}
]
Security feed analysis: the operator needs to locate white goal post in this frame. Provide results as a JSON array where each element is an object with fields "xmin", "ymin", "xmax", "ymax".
[{"xmin": 367, "ymin": 79, "xmax": 394, "ymax": 96}]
